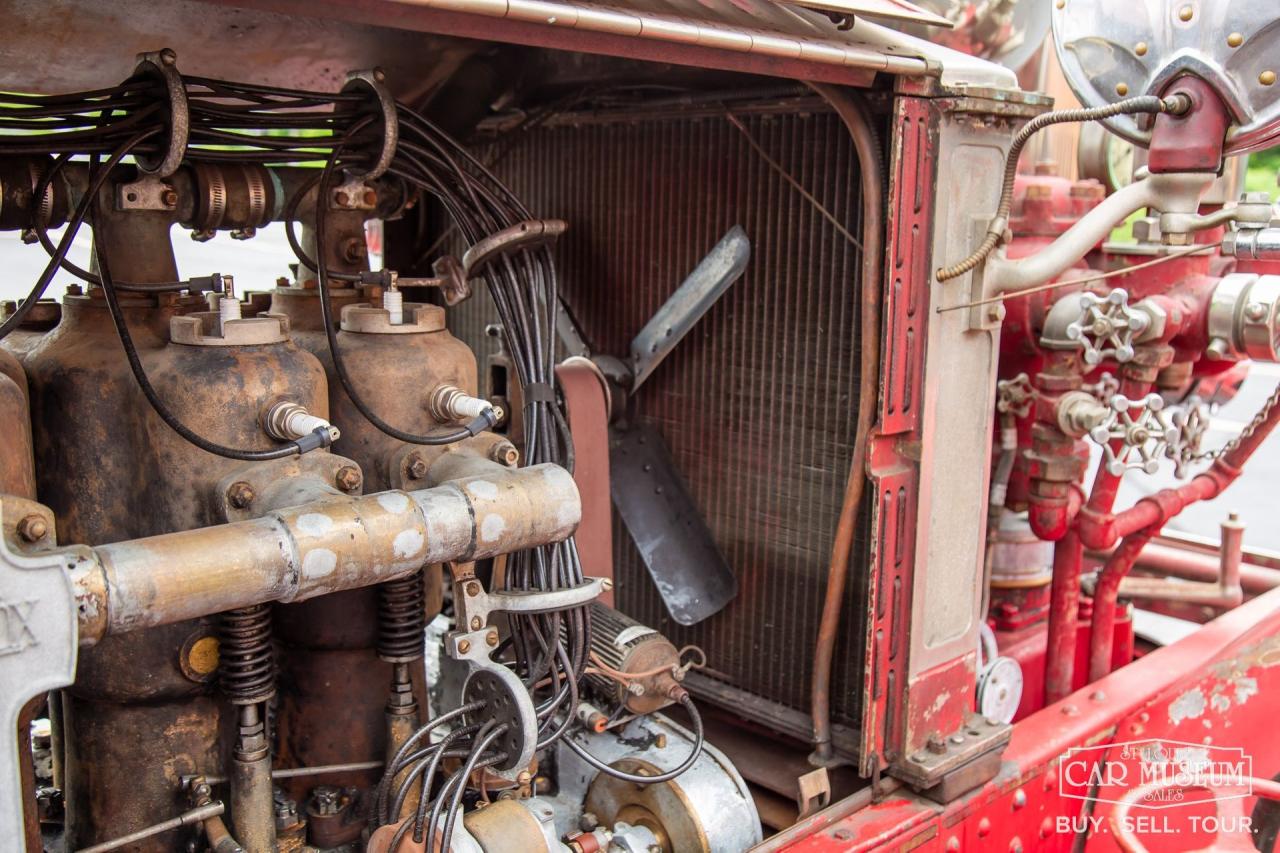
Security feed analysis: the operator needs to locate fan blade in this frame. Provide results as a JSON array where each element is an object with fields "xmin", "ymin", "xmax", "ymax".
[
  {"xmin": 629, "ymin": 226, "xmax": 750, "ymax": 391},
  {"xmin": 611, "ymin": 423, "xmax": 737, "ymax": 625}
]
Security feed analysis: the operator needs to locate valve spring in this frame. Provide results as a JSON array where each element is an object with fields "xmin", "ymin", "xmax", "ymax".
[
  {"xmin": 219, "ymin": 604, "xmax": 276, "ymax": 705},
  {"xmin": 377, "ymin": 571, "xmax": 426, "ymax": 662}
]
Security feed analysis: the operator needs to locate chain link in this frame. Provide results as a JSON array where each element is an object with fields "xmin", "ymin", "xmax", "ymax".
[{"xmin": 1186, "ymin": 379, "xmax": 1280, "ymax": 463}]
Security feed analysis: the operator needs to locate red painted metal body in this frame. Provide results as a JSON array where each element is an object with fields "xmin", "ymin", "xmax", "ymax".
[{"xmin": 770, "ymin": 584, "xmax": 1280, "ymax": 851}]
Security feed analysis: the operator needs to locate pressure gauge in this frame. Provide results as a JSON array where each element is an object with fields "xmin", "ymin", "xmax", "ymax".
[{"xmin": 1078, "ymin": 122, "xmax": 1136, "ymax": 194}]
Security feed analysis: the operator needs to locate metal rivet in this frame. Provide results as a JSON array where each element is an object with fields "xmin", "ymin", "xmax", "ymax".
[
  {"xmin": 487, "ymin": 631, "xmax": 499, "ymax": 647},
  {"xmin": 1227, "ymin": 32, "xmax": 1244, "ymax": 47},
  {"xmin": 977, "ymin": 817, "xmax": 992, "ymax": 838},
  {"xmin": 1178, "ymin": 5, "xmax": 1193, "ymax": 21},
  {"xmin": 1261, "ymin": 71, "xmax": 1277, "ymax": 87},
  {"xmin": 1061, "ymin": 703, "xmax": 1080, "ymax": 717},
  {"xmin": 1090, "ymin": 690, "xmax": 1107, "ymax": 702},
  {"xmin": 1013, "ymin": 789, "xmax": 1028, "ymax": 809},
  {"xmin": 1116, "ymin": 82, "xmax": 1129, "ymax": 96},
  {"xmin": 1135, "ymin": 41, "xmax": 1148, "ymax": 56}
]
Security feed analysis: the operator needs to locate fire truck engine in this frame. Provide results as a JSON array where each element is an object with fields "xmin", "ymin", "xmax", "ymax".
[{"xmin": 0, "ymin": 0, "xmax": 1277, "ymax": 850}]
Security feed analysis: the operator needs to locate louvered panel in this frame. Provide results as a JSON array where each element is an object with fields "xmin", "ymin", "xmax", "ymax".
[{"xmin": 449, "ymin": 104, "xmax": 871, "ymax": 732}]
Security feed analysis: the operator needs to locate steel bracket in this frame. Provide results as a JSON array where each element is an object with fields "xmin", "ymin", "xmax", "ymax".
[
  {"xmin": 0, "ymin": 496, "xmax": 78, "ymax": 843},
  {"xmin": 889, "ymin": 715, "xmax": 1010, "ymax": 800}
]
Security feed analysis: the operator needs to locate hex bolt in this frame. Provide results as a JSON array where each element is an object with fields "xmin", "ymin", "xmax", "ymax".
[
  {"xmin": 341, "ymin": 237, "xmax": 367, "ymax": 263},
  {"xmin": 227, "ymin": 481, "xmax": 255, "ymax": 509},
  {"xmin": 335, "ymin": 466, "xmax": 362, "ymax": 493},
  {"xmin": 406, "ymin": 452, "xmax": 428, "ymax": 481},
  {"xmin": 17, "ymin": 514, "xmax": 48, "ymax": 543}
]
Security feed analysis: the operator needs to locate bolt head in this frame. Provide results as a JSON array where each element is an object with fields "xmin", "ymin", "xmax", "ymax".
[
  {"xmin": 335, "ymin": 466, "xmax": 362, "ymax": 492},
  {"xmin": 227, "ymin": 481, "xmax": 255, "ymax": 509},
  {"xmin": 406, "ymin": 453, "xmax": 428, "ymax": 480},
  {"xmin": 17, "ymin": 515, "xmax": 48, "ymax": 543},
  {"xmin": 486, "ymin": 631, "xmax": 499, "ymax": 647},
  {"xmin": 470, "ymin": 616, "xmax": 482, "ymax": 631},
  {"xmin": 466, "ymin": 581, "xmax": 481, "ymax": 597},
  {"xmin": 926, "ymin": 734, "xmax": 947, "ymax": 754},
  {"xmin": 458, "ymin": 640, "xmax": 471, "ymax": 654},
  {"xmin": 1246, "ymin": 302, "xmax": 1268, "ymax": 321}
]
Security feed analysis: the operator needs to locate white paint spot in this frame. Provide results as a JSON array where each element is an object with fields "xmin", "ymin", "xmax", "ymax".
[
  {"xmin": 558, "ymin": 500, "xmax": 580, "ymax": 530},
  {"xmin": 927, "ymin": 690, "xmax": 952, "ymax": 719},
  {"xmin": 296, "ymin": 513, "xmax": 333, "ymax": 536},
  {"xmin": 393, "ymin": 528, "xmax": 424, "ymax": 559},
  {"xmin": 468, "ymin": 479, "xmax": 499, "ymax": 500},
  {"xmin": 480, "ymin": 514, "xmax": 507, "ymax": 542},
  {"xmin": 1169, "ymin": 687, "xmax": 1206, "ymax": 725},
  {"xmin": 1233, "ymin": 677, "xmax": 1258, "ymax": 705},
  {"xmin": 378, "ymin": 492, "xmax": 410, "ymax": 514},
  {"xmin": 302, "ymin": 548, "xmax": 337, "ymax": 579},
  {"xmin": 1210, "ymin": 693, "xmax": 1231, "ymax": 713}
]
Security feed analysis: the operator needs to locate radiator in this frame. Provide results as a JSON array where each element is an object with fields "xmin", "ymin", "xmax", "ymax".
[{"xmin": 448, "ymin": 100, "xmax": 872, "ymax": 748}]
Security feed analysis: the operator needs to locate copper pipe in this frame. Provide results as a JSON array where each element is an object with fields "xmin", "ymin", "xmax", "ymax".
[{"xmin": 806, "ymin": 83, "xmax": 883, "ymax": 765}]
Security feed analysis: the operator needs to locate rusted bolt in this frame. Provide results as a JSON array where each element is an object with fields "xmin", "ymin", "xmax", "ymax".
[
  {"xmin": 470, "ymin": 616, "xmax": 482, "ymax": 631},
  {"xmin": 486, "ymin": 631, "xmax": 498, "ymax": 647},
  {"xmin": 406, "ymin": 452, "xmax": 428, "ymax": 480},
  {"xmin": 161, "ymin": 188, "xmax": 179, "ymax": 207},
  {"xmin": 341, "ymin": 238, "xmax": 368, "ymax": 264},
  {"xmin": 335, "ymin": 466, "xmax": 362, "ymax": 492},
  {"xmin": 458, "ymin": 640, "xmax": 471, "ymax": 654},
  {"xmin": 465, "ymin": 581, "xmax": 481, "ymax": 597},
  {"xmin": 363, "ymin": 190, "xmax": 377, "ymax": 207},
  {"xmin": 334, "ymin": 190, "xmax": 350, "ymax": 207},
  {"xmin": 227, "ymin": 481, "xmax": 255, "ymax": 509},
  {"xmin": 489, "ymin": 441, "xmax": 520, "ymax": 467},
  {"xmin": 17, "ymin": 515, "xmax": 48, "ymax": 542},
  {"xmin": 159, "ymin": 47, "xmax": 178, "ymax": 66},
  {"xmin": 926, "ymin": 734, "xmax": 947, "ymax": 755}
]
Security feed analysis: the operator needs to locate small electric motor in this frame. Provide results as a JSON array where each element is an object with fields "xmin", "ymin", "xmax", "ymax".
[{"xmin": 586, "ymin": 603, "xmax": 684, "ymax": 715}]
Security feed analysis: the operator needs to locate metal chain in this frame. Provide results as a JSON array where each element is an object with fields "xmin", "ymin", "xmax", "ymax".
[{"xmin": 1187, "ymin": 379, "xmax": 1280, "ymax": 463}]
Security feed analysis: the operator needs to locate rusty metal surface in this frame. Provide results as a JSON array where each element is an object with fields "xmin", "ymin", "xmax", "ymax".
[
  {"xmin": 0, "ymin": 349, "xmax": 35, "ymax": 499},
  {"xmin": 447, "ymin": 102, "xmax": 871, "ymax": 733},
  {"xmin": 0, "ymin": 0, "xmax": 477, "ymax": 103}
]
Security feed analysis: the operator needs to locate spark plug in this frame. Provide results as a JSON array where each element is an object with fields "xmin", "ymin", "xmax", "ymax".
[{"xmin": 263, "ymin": 400, "xmax": 340, "ymax": 452}]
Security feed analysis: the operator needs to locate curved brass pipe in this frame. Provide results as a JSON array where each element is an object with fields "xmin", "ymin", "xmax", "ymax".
[{"xmin": 806, "ymin": 83, "xmax": 883, "ymax": 765}]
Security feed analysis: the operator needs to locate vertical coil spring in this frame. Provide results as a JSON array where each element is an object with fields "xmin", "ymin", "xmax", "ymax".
[
  {"xmin": 378, "ymin": 571, "xmax": 426, "ymax": 662},
  {"xmin": 219, "ymin": 604, "xmax": 276, "ymax": 705}
]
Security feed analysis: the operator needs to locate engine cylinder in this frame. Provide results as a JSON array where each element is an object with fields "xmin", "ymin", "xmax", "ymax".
[
  {"xmin": 23, "ymin": 288, "xmax": 329, "ymax": 850},
  {"xmin": 0, "ymin": 348, "xmax": 34, "ymax": 498}
]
